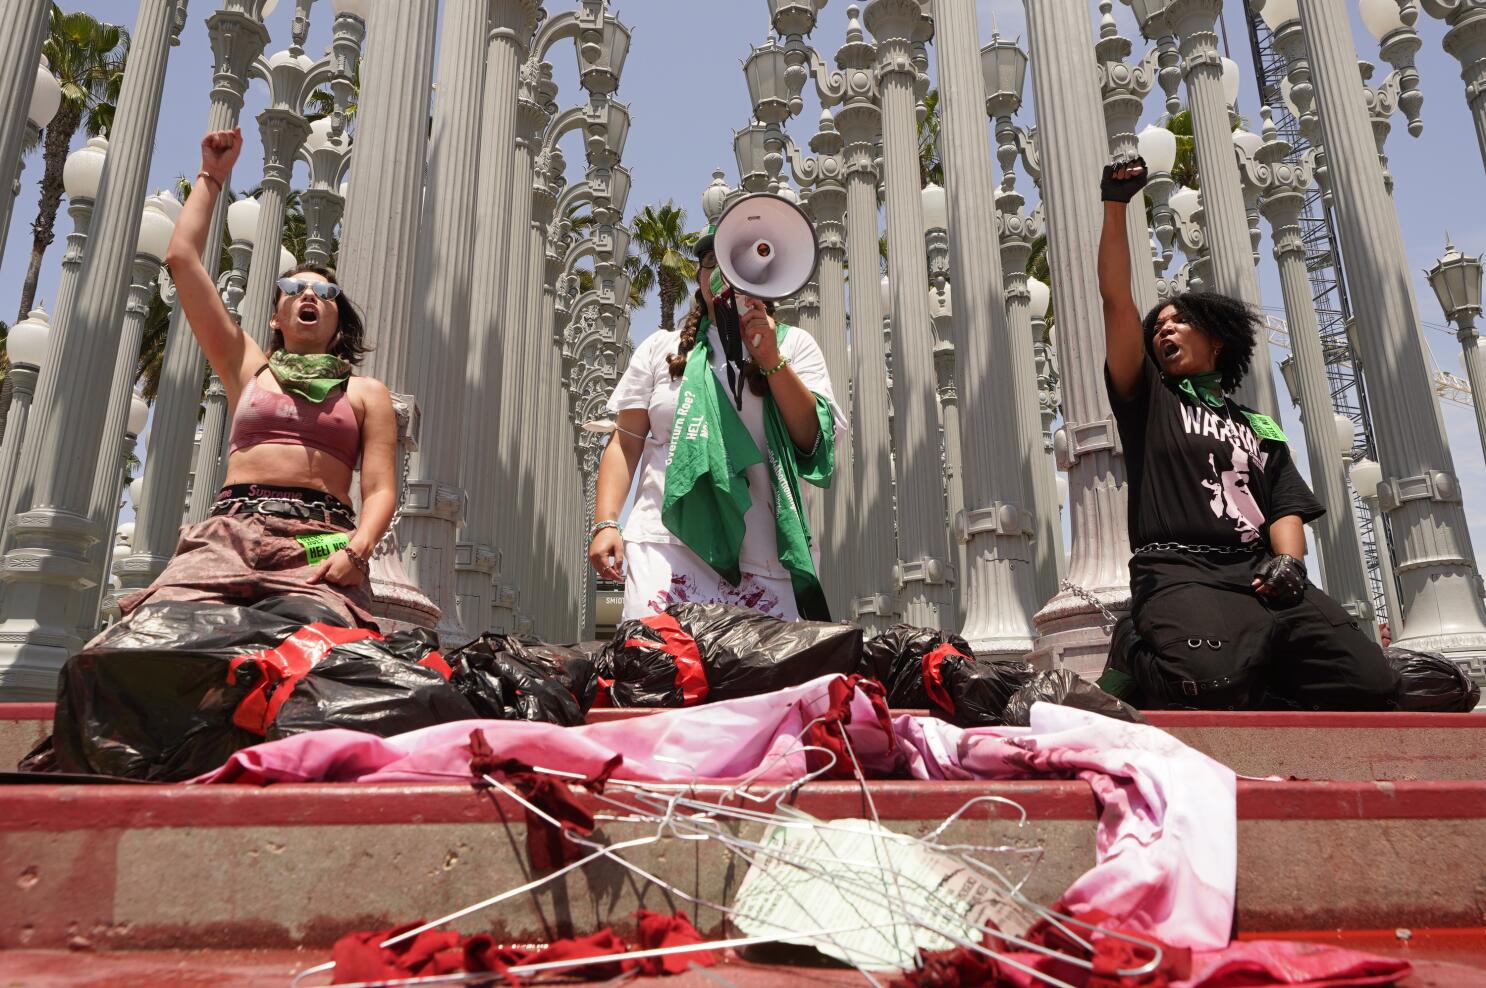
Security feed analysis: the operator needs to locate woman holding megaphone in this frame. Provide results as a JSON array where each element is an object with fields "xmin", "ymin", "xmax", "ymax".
[{"xmin": 589, "ymin": 196, "xmax": 846, "ymax": 622}]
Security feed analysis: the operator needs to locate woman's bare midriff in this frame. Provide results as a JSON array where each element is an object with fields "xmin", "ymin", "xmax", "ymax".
[{"xmin": 223, "ymin": 444, "xmax": 356, "ymax": 502}]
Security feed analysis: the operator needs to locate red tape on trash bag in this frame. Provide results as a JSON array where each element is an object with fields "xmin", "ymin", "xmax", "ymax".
[
  {"xmin": 229, "ymin": 623, "xmax": 380, "ymax": 735},
  {"xmin": 624, "ymin": 613, "xmax": 709, "ymax": 705},
  {"xmin": 921, "ymin": 641, "xmax": 971, "ymax": 719}
]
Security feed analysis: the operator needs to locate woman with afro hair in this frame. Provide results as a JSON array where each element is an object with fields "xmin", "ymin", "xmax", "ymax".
[{"xmin": 1096, "ymin": 157, "xmax": 1398, "ymax": 710}]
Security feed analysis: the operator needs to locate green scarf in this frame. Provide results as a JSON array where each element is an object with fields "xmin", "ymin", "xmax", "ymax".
[
  {"xmin": 269, "ymin": 350, "xmax": 352, "ymax": 403},
  {"xmin": 1177, "ymin": 370, "xmax": 1288, "ymax": 442},
  {"xmin": 661, "ymin": 319, "xmax": 836, "ymax": 621}
]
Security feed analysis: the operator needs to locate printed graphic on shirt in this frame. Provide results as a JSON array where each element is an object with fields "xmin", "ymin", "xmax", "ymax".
[{"xmin": 1179, "ymin": 401, "xmax": 1269, "ymax": 544}]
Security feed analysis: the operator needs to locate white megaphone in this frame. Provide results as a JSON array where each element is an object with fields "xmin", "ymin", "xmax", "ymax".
[{"xmin": 712, "ymin": 192, "xmax": 819, "ymax": 302}]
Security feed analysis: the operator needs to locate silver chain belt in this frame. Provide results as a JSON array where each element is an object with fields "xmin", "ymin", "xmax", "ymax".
[{"xmin": 1133, "ymin": 541, "xmax": 1256, "ymax": 556}]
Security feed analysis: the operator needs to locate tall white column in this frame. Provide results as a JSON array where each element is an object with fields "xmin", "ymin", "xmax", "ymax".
[
  {"xmin": 1026, "ymin": 0, "xmax": 1132, "ymax": 679},
  {"xmin": 0, "ymin": 0, "xmax": 50, "ymax": 271},
  {"xmin": 457, "ymin": 0, "xmax": 540, "ymax": 637},
  {"xmin": 389, "ymin": 0, "xmax": 492, "ymax": 643},
  {"xmin": 125, "ymin": 2, "xmax": 273, "ymax": 582},
  {"xmin": 1298, "ymin": 0, "xmax": 1486, "ymax": 672},
  {"xmin": 1249, "ymin": 123, "xmax": 1375, "ymax": 631},
  {"xmin": 79, "ymin": 254, "xmax": 161, "ymax": 636},
  {"xmin": 337, "ymin": 0, "xmax": 440, "ymax": 631},
  {"xmin": 836, "ymin": 10, "xmax": 897, "ymax": 628},
  {"xmin": 865, "ymin": 0, "xmax": 955, "ymax": 629},
  {"xmin": 1126, "ymin": 0, "xmax": 1278, "ymax": 417},
  {"xmin": 931, "ymin": 0, "xmax": 1040, "ymax": 653},
  {"xmin": 0, "ymin": 0, "xmax": 182, "ymax": 700},
  {"xmin": 810, "ymin": 172, "xmax": 853, "ymax": 616}
]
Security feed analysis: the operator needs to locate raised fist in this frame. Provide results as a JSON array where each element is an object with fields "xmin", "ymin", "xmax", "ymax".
[
  {"xmin": 200, "ymin": 128, "xmax": 243, "ymax": 185},
  {"xmin": 1101, "ymin": 155, "xmax": 1150, "ymax": 204}
]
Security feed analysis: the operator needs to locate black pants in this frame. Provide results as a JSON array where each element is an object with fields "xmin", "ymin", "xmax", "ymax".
[{"xmin": 1122, "ymin": 555, "xmax": 1401, "ymax": 711}]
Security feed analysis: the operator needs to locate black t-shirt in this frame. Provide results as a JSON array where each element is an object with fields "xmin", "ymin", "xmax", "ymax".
[{"xmin": 1107, "ymin": 358, "xmax": 1324, "ymax": 551}]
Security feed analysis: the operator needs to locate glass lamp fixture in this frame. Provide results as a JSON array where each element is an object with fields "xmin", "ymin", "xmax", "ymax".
[
  {"xmin": 7, "ymin": 307, "xmax": 50, "ymax": 370},
  {"xmin": 127, "ymin": 393, "xmax": 150, "ymax": 438},
  {"xmin": 1259, "ymin": 0, "xmax": 1299, "ymax": 29},
  {"xmin": 1137, "ymin": 125, "xmax": 1178, "ymax": 174},
  {"xmin": 1350, "ymin": 457, "xmax": 1382, "ymax": 498},
  {"xmin": 1169, "ymin": 187, "xmax": 1201, "ymax": 224},
  {"xmin": 1027, "ymin": 276, "xmax": 1051, "ymax": 322},
  {"xmin": 29, "ymin": 58, "xmax": 61, "ymax": 128},
  {"xmin": 1360, "ymin": 0, "xmax": 1407, "ymax": 40},
  {"xmin": 920, "ymin": 183, "xmax": 947, "ymax": 232},
  {"xmin": 879, "ymin": 274, "xmax": 891, "ymax": 316},
  {"xmin": 135, "ymin": 202, "xmax": 176, "ymax": 263},
  {"xmin": 62, "ymin": 136, "xmax": 109, "ymax": 200},
  {"xmin": 226, "ymin": 197, "xmax": 261, "ymax": 244}
]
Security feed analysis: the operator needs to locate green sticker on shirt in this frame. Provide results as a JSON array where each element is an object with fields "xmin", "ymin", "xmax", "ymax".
[
  {"xmin": 296, "ymin": 531, "xmax": 349, "ymax": 565},
  {"xmin": 1242, "ymin": 411, "xmax": 1288, "ymax": 443}
]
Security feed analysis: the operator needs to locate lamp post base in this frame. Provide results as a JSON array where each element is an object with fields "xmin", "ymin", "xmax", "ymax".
[
  {"xmin": 1029, "ymin": 586, "xmax": 1130, "ymax": 681},
  {"xmin": 0, "ymin": 623, "xmax": 80, "ymax": 701}
]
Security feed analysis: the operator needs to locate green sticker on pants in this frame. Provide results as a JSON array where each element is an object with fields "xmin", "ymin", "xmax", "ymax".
[{"xmin": 296, "ymin": 532, "xmax": 350, "ymax": 565}]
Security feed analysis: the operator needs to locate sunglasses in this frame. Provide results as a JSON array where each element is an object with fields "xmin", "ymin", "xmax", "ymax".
[{"xmin": 276, "ymin": 277, "xmax": 343, "ymax": 301}]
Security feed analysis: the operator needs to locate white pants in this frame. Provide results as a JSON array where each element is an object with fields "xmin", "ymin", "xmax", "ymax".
[{"xmin": 622, "ymin": 540, "xmax": 799, "ymax": 623}]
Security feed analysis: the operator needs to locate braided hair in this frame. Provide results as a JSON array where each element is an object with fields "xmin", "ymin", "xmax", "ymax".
[{"xmin": 666, "ymin": 288, "xmax": 775, "ymax": 397}]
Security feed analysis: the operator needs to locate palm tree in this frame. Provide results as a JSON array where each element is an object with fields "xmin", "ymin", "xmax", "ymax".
[
  {"xmin": 630, "ymin": 203, "xmax": 698, "ymax": 331},
  {"xmin": 15, "ymin": 5, "xmax": 129, "ymax": 322},
  {"xmin": 1162, "ymin": 108, "xmax": 1198, "ymax": 190},
  {"xmin": 918, "ymin": 88, "xmax": 943, "ymax": 188},
  {"xmin": 305, "ymin": 62, "xmax": 360, "ymax": 132}
]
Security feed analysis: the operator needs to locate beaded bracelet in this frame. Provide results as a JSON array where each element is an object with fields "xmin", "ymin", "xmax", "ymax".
[
  {"xmin": 760, "ymin": 355, "xmax": 791, "ymax": 378},
  {"xmin": 590, "ymin": 520, "xmax": 621, "ymax": 541},
  {"xmin": 341, "ymin": 544, "xmax": 371, "ymax": 575}
]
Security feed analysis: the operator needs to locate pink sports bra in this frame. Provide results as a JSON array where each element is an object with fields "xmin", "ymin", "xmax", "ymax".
[{"xmin": 228, "ymin": 366, "xmax": 361, "ymax": 469}]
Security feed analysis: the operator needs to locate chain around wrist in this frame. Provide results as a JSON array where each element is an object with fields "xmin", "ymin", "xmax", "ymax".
[{"xmin": 197, "ymin": 170, "xmax": 223, "ymax": 191}]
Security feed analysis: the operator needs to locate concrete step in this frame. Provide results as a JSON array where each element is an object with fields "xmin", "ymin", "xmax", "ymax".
[
  {"xmin": 3, "ymin": 776, "xmax": 1483, "ymax": 950},
  {"xmin": 5, "ymin": 703, "xmax": 1483, "ymax": 780}
]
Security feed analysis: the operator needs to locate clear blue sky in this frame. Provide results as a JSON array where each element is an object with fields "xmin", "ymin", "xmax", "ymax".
[{"xmin": 5, "ymin": 0, "xmax": 1484, "ymax": 561}]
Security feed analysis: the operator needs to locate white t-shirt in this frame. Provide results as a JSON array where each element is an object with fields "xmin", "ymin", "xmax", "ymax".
[{"xmin": 606, "ymin": 322, "xmax": 847, "ymax": 580}]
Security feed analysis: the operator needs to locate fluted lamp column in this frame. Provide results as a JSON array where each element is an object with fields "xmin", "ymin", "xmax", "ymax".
[
  {"xmin": 77, "ymin": 196, "xmax": 175, "ymax": 636},
  {"xmin": 0, "ymin": 309, "xmax": 50, "ymax": 520},
  {"xmin": 1427, "ymin": 238, "xmax": 1486, "ymax": 462},
  {"xmin": 864, "ymin": 0, "xmax": 956, "ymax": 629},
  {"xmin": 1245, "ymin": 111, "xmax": 1375, "ymax": 631},
  {"xmin": 1298, "ymin": 0, "xmax": 1486, "ymax": 673},
  {"xmin": 0, "ymin": 0, "xmax": 183, "ymax": 700},
  {"xmin": 1025, "ymin": 0, "xmax": 1133, "ymax": 678},
  {"xmin": 1124, "ymin": 0, "xmax": 1279, "ymax": 417},
  {"xmin": 123, "ymin": 0, "xmax": 274, "ymax": 588},
  {"xmin": 0, "ymin": 0, "xmax": 51, "ymax": 271}
]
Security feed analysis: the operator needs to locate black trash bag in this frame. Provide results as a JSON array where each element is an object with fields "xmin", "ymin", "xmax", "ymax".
[
  {"xmin": 604, "ymin": 603, "xmax": 862, "ymax": 707},
  {"xmin": 1002, "ymin": 668, "xmax": 1147, "ymax": 727},
  {"xmin": 446, "ymin": 634, "xmax": 596, "ymax": 726},
  {"xmin": 862, "ymin": 625, "xmax": 1032, "ymax": 725},
  {"xmin": 1385, "ymin": 646, "xmax": 1480, "ymax": 713},
  {"xmin": 267, "ymin": 629, "xmax": 479, "ymax": 740},
  {"xmin": 48, "ymin": 601, "xmax": 310, "ymax": 781}
]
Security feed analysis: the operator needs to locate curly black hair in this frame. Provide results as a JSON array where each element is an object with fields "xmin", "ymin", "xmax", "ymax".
[
  {"xmin": 1142, "ymin": 291, "xmax": 1259, "ymax": 391},
  {"xmin": 268, "ymin": 262, "xmax": 372, "ymax": 365}
]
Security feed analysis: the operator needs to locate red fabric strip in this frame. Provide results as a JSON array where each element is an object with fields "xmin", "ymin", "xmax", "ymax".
[
  {"xmin": 921, "ymin": 642, "xmax": 967, "ymax": 718},
  {"xmin": 229, "ymin": 624, "xmax": 379, "ymax": 735},
  {"xmin": 637, "ymin": 613, "xmax": 709, "ymax": 705}
]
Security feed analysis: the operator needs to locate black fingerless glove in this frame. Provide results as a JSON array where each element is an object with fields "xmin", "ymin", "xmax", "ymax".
[
  {"xmin": 1101, "ymin": 156, "xmax": 1150, "ymax": 203},
  {"xmin": 1256, "ymin": 553, "xmax": 1307, "ymax": 607}
]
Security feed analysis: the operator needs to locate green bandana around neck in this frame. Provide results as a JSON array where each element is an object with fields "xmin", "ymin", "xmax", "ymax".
[
  {"xmin": 269, "ymin": 350, "xmax": 352, "ymax": 403},
  {"xmin": 1176, "ymin": 370, "xmax": 1289, "ymax": 442},
  {"xmin": 660, "ymin": 318, "xmax": 836, "ymax": 621}
]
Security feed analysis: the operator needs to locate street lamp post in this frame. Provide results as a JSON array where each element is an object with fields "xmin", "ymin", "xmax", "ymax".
[
  {"xmin": 1350, "ymin": 457, "xmax": 1403, "ymax": 636},
  {"xmin": 1427, "ymin": 238, "xmax": 1486, "ymax": 461},
  {"xmin": 77, "ymin": 197, "xmax": 175, "ymax": 636},
  {"xmin": 1395, "ymin": 0, "xmax": 1486, "ymax": 176},
  {"xmin": 1025, "ymin": 0, "xmax": 1133, "ymax": 678},
  {"xmin": 932, "ymin": 0, "xmax": 1042, "ymax": 655},
  {"xmin": 0, "ymin": 308, "xmax": 50, "ymax": 520},
  {"xmin": 1124, "ymin": 0, "xmax": 1279, "ymax": 417},
  {"xmin": 0, "ymin": 0, "xmax": 184, "ymax": 700},
  {"xmin": 120, "ymin": 0, "xmax": 275, "ymax": 593},
  {"xmin": 863, "ymin": 0, "xmax": 956, "ymax": 629},
  {"xmin": 1244, "ymin": 111, "xmax": 1376, "ymax": 631},
  {"xmin": 1298, "ymin": 0, "xmax": 1486, "ymax": 673},
  {"xmin": 300, "ymin": 116, "xmax": 349, "ymax": 267},
  {"xmin": 0, "ymin": 0, "xmax": 51, "ymax": 270},
  {"xmin": 832, "ymin": 7, "xmax": 897, "ymax": 628},
  {"xmin": 456, "ymin": 0, "xmax": 542, "ymax": 638}
]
